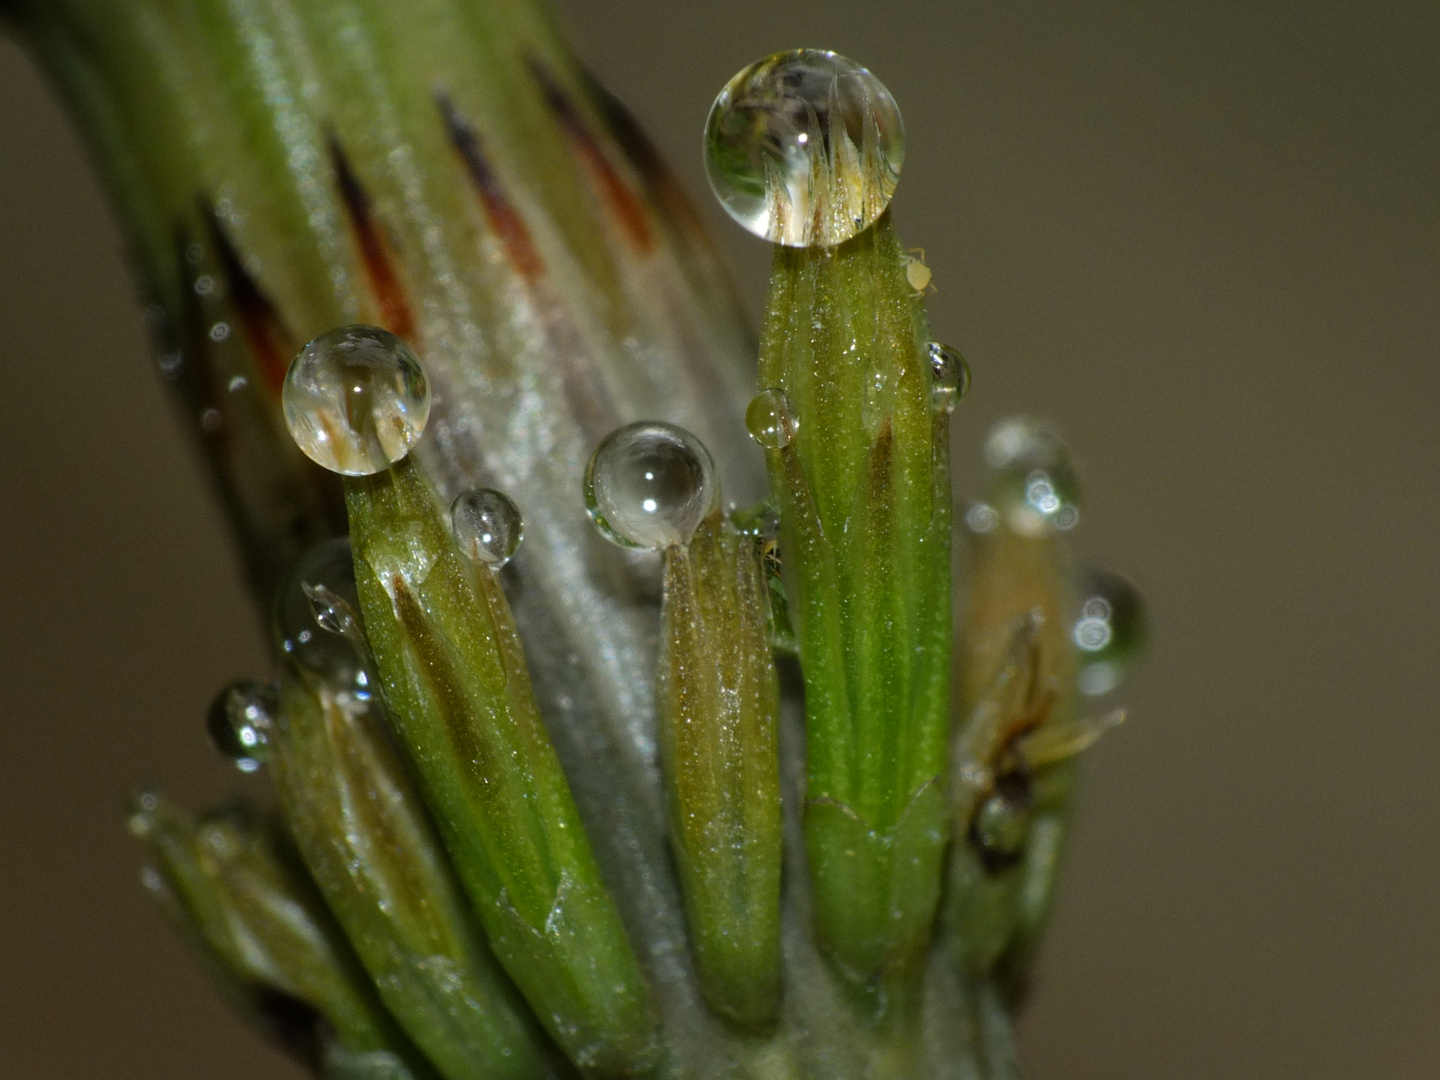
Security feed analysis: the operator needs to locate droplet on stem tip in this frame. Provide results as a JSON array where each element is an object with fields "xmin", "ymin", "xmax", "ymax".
[
  {"xmin": 282, "ymin": 325, "xmax": 430, "ymax": 476},
  {"xmin": 704, "ymin": 49, "xmax": 904, "ymax": 247},
  {"xmin": 585, "ymin": 422, "xmax": 718, "ymax": 550}
]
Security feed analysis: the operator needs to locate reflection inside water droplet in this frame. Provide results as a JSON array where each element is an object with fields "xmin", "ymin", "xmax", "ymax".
[
  {"xmin": 704, "ymin": 49, "xmax": 904, "ymax": 247},
  {"xmin": 1073, "ymin": 568, "xmax": 1147, "ymax": 695},
  {"xmin": 274, "ymin": 537, "xmax": 372, "ymax": 706},
  {"xmin": 206, "ymin": 680, "xmax": 280, "ymax": 772},
  {"xmin": 925, "ymin": 342, "xmax": 970, "ymax": 413},
  {"xmin": 282, "ymin": 324, "xmax": 430, "ymax": 476},
  {"xmin": 585, "ymin": 422, "xmax": 718, "ymax": 550},
  {"xmin": 451, "ymin": 488, "xmax": 524, "ymax": 568},
  {"xmin": 746, "ymin": 388, "xmax": 798, "ymax": 450}
]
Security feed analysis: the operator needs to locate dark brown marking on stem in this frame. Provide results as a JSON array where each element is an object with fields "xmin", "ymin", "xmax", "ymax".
[
  {"xmin": 204, "ymin": 202, "xmax": 297, "ymax": 398},
  {"xmin": 436, "ymin": 93, "xmax": 546, "ymax": 285},
  {"xmin": 327, "ymin": 135, "xmax": 416, "ymax": 340},
  {"xmin": 527, "ymin": 58, "xmax": 655, "ymax": 254}
]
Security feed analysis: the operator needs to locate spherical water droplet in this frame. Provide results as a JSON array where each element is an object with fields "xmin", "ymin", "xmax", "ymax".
[
  {"xmin": 275, "ymin": 537, "xmax": 371, "ymax": 703},
  {"xmin": 745, "ymin": 388, "xmax": 798, "ymax": 450},
  {"xmin": 926, "ymin": 342, "xmax": 971, "ymax": 413},
  {"xmin": 283, "ymin": 325, "xmax": 430, "ymax": 476},
  {"xmin": 1073, "ymin": 569, "xmax": 1148, "ymax": 696},
  {"xmin": 704, "ymin": 49, "xmax": 905, "ymax": 247},
  {"xmin": 983, "ymin": 417, "xmax": 1081, "ymax": 536},
  {"xmin": 206, "ymin": 680, "xmax": 280, "ymax": 772},
  {"xmin": 451, "ymin": 488, "xmax": 524, "ymax": 567},
  {"xmin": 585, "ymin": 422, "xmax": 718, "ymax": 550}
]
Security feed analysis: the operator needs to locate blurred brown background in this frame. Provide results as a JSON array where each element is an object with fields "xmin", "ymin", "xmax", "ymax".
[{"xmin": 1, "ymin": 2, "xmax": 1436, "ymax": 1077}]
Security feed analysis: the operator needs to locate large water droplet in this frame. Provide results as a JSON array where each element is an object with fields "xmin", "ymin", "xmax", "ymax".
[
  {"xmin": 926, "ymin": 342, "xmax": 971, "ymax": 413},
  {"xmin": 745, "ymin": 388, "xmax": 798, "ymax": 450},
  {"xmin": 983, "ymin": 417, "xmax": 1081, "ymax": 536},
  {"xmin": 207, "ymin": 680, "xmax": 280, "ymax": 772},
  {"xmin": 704, "ymin": 49, "xmax": 905, "ymax": 247},
  {"xmin": 585, "ymin": 422, "xmax": 718, "ymax": 550},
  {"xmin": 1073, "ymin": 569, "xmax": 1148, "ymax": 696},
  {"xmin": 274, "ymin": 537, "xmax": 372, "ymax": 705},
  {"xmin": 283, "ymin": 325, "xmax": 430, "ymax": 476},
  {"xmin": 451, "ymin": 488, "xmax": 524, "ymax": 568}
]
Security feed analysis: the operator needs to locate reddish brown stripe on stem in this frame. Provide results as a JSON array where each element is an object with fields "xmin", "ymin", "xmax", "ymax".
[
  {"xmin": 436, "ymin": 94, "xmax": 546, "ymax": 286},
  {"xmin": 527, "ymin": 59, "xmax": 655, "ymax": 254},
  {"xmin": 582, "ymin": 70, "xmax": 712, "ymax": 247},
  {"xmin": 328, "ymin": 135, "xmax": 416, "ymax": 340},
  {"xmin": 205, "ymin": 205, "xmax": 297, "ymax": 397}
]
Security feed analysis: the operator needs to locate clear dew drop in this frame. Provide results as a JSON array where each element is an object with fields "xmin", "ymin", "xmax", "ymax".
[
  {"xmin": 585, "ymin": 422, "xmax": 718, "ymax": 550},
  {"xmin": 1073, "ymin": 568, "xmax": 1148, "ymax": 696},
  {"xmin": 206, "ymin": 680, "xmax": 280, "ymax": 772},
  {"xmin": 274, "ymin": 537, "xmax": 372, "ymax": 705},
  {"xmin": 451, "ymin": 488, "xmax": 524, "ymax": 568},
  {"xmin": 926, "ymin": 342, "xmax": 971, "ymax": 413},
  {"xmin": 704, "ymin": 49, "xmax": 905, "ymax": 247},
  {"xmin": 282, "ymin": 324, "xmax": 430, "ymax": 476},
  {"xmin": 983, "ymin": 416, "xmax": 1081, "ymax": 536},
  {"xmin": 745, "ymin": 388, "xmax": 798, "ymax": 450}
]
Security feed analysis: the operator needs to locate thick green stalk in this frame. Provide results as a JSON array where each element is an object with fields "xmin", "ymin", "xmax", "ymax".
[
  {"xmin": 345, "ymin": 456, "xmax": 657, "ymax": 1077},
  {"xmin": 271, "ymin": 673, "xmax": 550, "ymax": 1080},
  {"xmin": 757, "ymin": 213, "xmax": 952, "ymax": 995},
  {"xmin": 657, "ymin": 512, "xmax": 782, "ymax": 1029},
  {"xmin": 128, "ymin": 792, "xmax": 435, "ymax": 1079}
]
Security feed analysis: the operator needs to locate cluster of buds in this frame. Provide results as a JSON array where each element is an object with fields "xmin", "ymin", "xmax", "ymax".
[{"xmin": 7, "ymin": 3, "xmax": 1145, "ymax": 1078}]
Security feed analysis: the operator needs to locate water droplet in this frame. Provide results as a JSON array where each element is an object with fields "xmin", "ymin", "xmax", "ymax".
[
  {"xmin": 926, "ymin": 342, "xmax": 970, "ymax": 412},
  {"xmin": 964, "ymin": 501, "xmax": 999, "ymax": 534},
  {"xmin": 304, "ymin": 583, "xmax": 361, "ymax": 637},
  {"xmin": 983, "ymin": 417, "xmax": 1080, "ymax": 536},
  {"xmin": 585, "ymin": 422, "xmax": 718, "ymax": 549},
  {"xmin": 127, "ymin": 788, "xmax": 161, "ymax": 838},
  {"xmin": 968, "ymin": 759, "xmax": 1032, "ymax": 870},
  {"xmin": 451, "ymin": 488, "xmax": 523, "ymax": 567},
  {"xmin": 1073, "ymin": 569, "xmax": 1147, "ymax": 696},
  {"xmin": 275, "ymin": 537, "xmax": 371, "ymax": 704},
  {"xmin": 206, "ymin": 680, "xmax": 280, "ymax": 772},
  {"xmin": 704, "ymin": 49, "xmax": 904, "ymax": 247},
  {"xmin": 745, "ymin": 388, "xmax": 797, "ymax": 450},
  {"xmin": 283, "ymin": 325, "xmax": 430, "ymax": 476}
]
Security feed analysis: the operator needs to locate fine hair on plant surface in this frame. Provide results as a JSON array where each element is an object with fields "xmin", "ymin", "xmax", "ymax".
[{"xmin": 3, "ymin": 4, "xmax": 1147, "ymax": 1078}]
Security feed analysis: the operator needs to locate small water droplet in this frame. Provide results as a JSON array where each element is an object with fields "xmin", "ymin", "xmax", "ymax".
[
  {"xmin": 964, "ymin": 501, "xmax": 999, "ymax": 534},
  {"xmin": 745, "ymin": 388, "xmax": 797, "ymax": 450},
  {"xmin": 1073, "ymin": 569, "xmax": 1147, "ymax": 696},
  {"xmin": 451, "ymin": 488, "xmax": 523, "ymax": 567},
  {"xmin": 282, "ymin": 325, "xmax": 430, "ymax": 476},
  {"xmin": 275, "ymin": 537, "xmax": 371, "ymax": 703},
  {"xmin": 704, "ymin": 49, "xmax": 905, "ymax": 247},
  {"xmin": 127, "ymin": 788, "xmax": 161, "ymax": 838},
  {"xmin": 983, "ymin": 417, "xmax": 1080, "ymax": 536},
  {"xmin": 209, "ymin": 321, "xmax": 231, "ymax": 342},
  {"xmin": 227, "ymin": 375, "xmax": 249, "ymax": 393},
  {"xmin": 206, "ymin": 680, "xmax": 280, "ymax": 772},
  {"xmin": 199, "ymin": 408, "xmax": 223, "ymax": 434},
  {"xmin": 194, "ymin": 274, "xmax": 215, "ymax": 297},
  {"xmin": 585, "ymin": 422, "xmax": 718, "ymax": 550},
  {"xmin": 926, "ymin": 342, "xmax": 970, "ymax": 412},
  {"xmin": 304, "ymin": 583, "xmax": 361, "ymax": 637},
  {"xmin": 968, "ymin": 759, "xmax": 1033, "ymax": 869}
]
